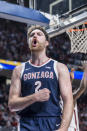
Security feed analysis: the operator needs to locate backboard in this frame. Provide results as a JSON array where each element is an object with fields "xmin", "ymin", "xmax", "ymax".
[{"xmin": 49, "ymin": 0, "xmax": 87, "ymax": 16}]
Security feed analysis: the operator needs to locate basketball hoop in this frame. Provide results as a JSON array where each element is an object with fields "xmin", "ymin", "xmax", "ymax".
[{"xmin": 66, "ymin": 22, "xmax": 87, "ymax": 53}]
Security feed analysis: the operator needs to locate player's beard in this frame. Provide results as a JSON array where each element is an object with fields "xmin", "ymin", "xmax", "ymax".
[{"xmin": 29, "ymin": 40, "xmax": 45, "ymax": 51}]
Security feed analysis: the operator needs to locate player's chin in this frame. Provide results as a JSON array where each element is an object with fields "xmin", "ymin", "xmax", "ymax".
[
  {"xmin": 30, "ymin": 48, "xmax": 42, "ymax": 51},
  {"xmin": 30, "ymin": 46, "xmax": 44, "ymax": 51}
]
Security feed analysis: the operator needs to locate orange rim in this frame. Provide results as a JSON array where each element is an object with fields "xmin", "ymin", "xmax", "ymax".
[
  {"xmin": 68, "ymin": 22, "xmax": 87, "ymax": 32},
  {"xmin": 84, "ymin": 22, "xmax": 87, "ymax": 24},
  {"xmin": 69, "ymin": 28, "xmax": 87, "ymax": 32}
]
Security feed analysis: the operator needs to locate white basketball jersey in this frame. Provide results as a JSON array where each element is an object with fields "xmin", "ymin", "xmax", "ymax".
[
  {"xmin": 68, "ymin": 102, "xmax": 79, "ymax": 131},
  {"xmin": 59, "ymin": 98, "xmax": 79, "ymax": 131}
]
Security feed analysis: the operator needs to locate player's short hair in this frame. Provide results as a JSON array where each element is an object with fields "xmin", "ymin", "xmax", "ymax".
[{"xmin": 27, "ymin": 25, "xmax": 50, "ymax": 42}]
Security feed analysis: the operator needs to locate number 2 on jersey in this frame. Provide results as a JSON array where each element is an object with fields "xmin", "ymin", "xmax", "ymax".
[{"xmin": 35, "ymin": 81, "xmax": 42, "ymax": 92}]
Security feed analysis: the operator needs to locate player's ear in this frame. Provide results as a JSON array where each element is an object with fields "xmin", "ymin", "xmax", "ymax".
[{"xmin": 46, "ymin": 41, "xmax": 49, "ymax": 46}]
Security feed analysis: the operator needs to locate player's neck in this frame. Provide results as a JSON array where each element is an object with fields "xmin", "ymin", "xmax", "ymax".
[{"xmin": 30, "ymin": 51, "xmax": 49, "ymax": 66}]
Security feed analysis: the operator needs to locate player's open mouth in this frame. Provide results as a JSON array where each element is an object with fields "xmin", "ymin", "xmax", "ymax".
[
  {"xmin": 34, "ymin": 39, "xmax": 36, "ymax": 44},
  {"xmin": 32, "ymin": 39, "xmax": 37, "ymax": 46}
]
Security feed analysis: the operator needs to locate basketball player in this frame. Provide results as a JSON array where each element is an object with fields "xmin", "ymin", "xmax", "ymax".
[
  {"xmin": 8, "ymin": 25, "xmax": 73, "ymax": 131},
  {"xmin": 68, "ymin": 65, "xmax": 87, "ymax": 131}
]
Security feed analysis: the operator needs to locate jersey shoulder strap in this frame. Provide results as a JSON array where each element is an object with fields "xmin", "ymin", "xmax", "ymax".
[
  {"xmin": 52, "ymin": 59, "xmax": 58, "ymax": 80},
  {"xmin": 20, "ymin": 62, "xmax": 25, "ymax": 79}
]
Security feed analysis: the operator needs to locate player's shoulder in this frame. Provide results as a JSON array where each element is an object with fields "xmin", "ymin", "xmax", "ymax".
[
  {"xmin": 13, "ymin": 62, "xmax": 26, "ymax": 74},
  {"xmin": 54, "ymin": 60, "xmax": 67, "ymax": 69},
  {"xmin": 51, "ymin": 59, "xmax": 69, "ymax": 74},
  {"xmin": 51, "ymin": 59, "xmax": 66, "ymax": 67},
  {"xmin": 56, "ymin": 61, "xmax": 69, "ymax": 73}
]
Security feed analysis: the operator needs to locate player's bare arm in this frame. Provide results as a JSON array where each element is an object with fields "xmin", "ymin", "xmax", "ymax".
[
  {"xmin": 8, "ymin": 65, "xmax": 36, "ymax": 111},
  {"xmin": 73, "ymin": 65, "xmax": 87, "ymax": 103},
  {"xmin": 8, "ymin": 65, "xmax": 50, "ymax": 112},
  {"xmin": 56, "ymin": 63, "xmax": 74, "ymax": 131}
]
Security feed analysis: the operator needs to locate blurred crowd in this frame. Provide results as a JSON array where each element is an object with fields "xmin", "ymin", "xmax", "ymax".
[
  {"xmin": 78, "ymin": 95, "xmax": 87, "ymax": 131},
  {"xmin": 0, "ymin": 77, "xmax": 18, "ymax": 131},
  {"xmin": 0, "ymin": 18, "xmax": 87, "ymax": 130},
  {"xmin": 0, "ymin": 19, "xmax": 30, "ymax": 62}
]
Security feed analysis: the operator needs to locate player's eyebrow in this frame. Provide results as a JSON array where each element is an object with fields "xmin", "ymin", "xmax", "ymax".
[{"xmin": 30, "ymin": 31, "xmax": 44, "ymax": 37}]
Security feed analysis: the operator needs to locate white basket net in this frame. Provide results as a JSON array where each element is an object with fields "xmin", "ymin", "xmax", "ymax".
[{"xmin": 66, "ymin": 22, "xmax": 87, "ymax": 53}]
